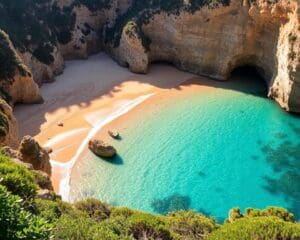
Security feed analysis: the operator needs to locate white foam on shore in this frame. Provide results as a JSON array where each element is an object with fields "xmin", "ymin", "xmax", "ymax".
[
  {"xmin": 50, "ymin": 94, "xmax": 154, "ymax": 201},
  {"xmin": 45, "ymin": 128, "xmax": 89, "ymax": 147}
]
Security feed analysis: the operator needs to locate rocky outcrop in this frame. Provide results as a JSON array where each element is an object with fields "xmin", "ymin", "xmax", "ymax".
[
  {"xmin": 89, "ymin": 139, "xmax": 117, "ymax": 158},
  {"xmin": 111, "ymin": 0, "xmax": 300, "ymax": 113},
  {"xmin": 113, "ymin": 21, "xmax": 149, "ymax": 73},
  {"xmin": 0, "ymin": 30, "xmax": 42, "ymax": 104},
  {"xmin": 4, "ymin": 73, "xmax": 43, "ymax": 104},
  {"xmin": 2, "ymin": 145, "xmax": 54, "ymax": 194},
  {"xmin": 0, "ymin": 100, "xmax": 19, "ymax": 148},
  {"xmin": 20, "ymin": 48, "xmax": 65, "ymax": 86},
  {"xmin": 18, "ymin": 135, "xmax": 51, "ymax": 175}
]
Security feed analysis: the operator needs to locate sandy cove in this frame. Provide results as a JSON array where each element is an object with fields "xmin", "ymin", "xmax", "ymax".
[{"xmin": 14, "ymin": 53, "xmax": 197, "ymax": 199}]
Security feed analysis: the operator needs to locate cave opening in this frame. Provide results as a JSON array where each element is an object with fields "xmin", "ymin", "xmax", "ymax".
[{"xmin": 229, "ymin": 65, "xmax": 269, "ymax": 97}]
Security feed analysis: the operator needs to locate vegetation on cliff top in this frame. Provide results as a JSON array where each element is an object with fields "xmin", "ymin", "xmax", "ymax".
[
  {"xmin": 0, "ymin": 30, "xmax": 29, "ymax": 80},
  {"xmin": 1, "ymin": 151, "xmax": 300, "ymax": 239},
  {"xmin": 0, "ymin": 0, "xmax": 111, "ymax": 66}
]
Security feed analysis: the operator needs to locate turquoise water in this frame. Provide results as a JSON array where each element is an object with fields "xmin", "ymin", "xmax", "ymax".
[{"xmin": 70, "ymin": 73, "xmax": 300, "ymax": 221}]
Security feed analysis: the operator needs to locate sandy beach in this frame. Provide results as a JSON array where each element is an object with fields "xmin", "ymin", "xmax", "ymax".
[{"xmin": 14, "ymin": 53, "xmax": 196, "ymax": 197}]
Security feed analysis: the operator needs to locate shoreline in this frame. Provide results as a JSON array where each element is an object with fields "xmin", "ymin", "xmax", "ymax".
[
  {"xmin": 51, "ymin": 94, "xmax": 154, "ymax": 200},
  {"xmin": 14, "ymin": 53, "xmax": 196, "ymax": 199}
]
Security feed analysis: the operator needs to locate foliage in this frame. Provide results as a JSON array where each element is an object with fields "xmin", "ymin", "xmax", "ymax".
[
  {"xmin": 245, "ymin": 207, "xmax": 295, "ymax": 222},
  {"xmin": 1, "ymin": 152, "xmax": 300, "ymax": 240},
  {"xmin": 167, "ymin": 210, "xmax": 217, "ymax": 239},
  {"xmin": 0, "ymin": 185, "xmax": 51, "ymax": 240},
  {"xmin": 126, "ymin": 211, "xmax": 173, "ymax": 240},
  {"xmin": 53, "ymin": 212, "xmax": 98, "ymax": 240},
  {"xmin": 74, "ymin": 198, "xmax": 111, "ymax": 221},
  {"xmin": 0, "ymin": 152, "xmax": 37, "ymax": 199},
  {"xmin": 0, "ymin": 103, "xmax": 9, "ymax": 137},
  {"xmin": 0, "ymin": 30, "xmax": 29, "ymax": 80},
  {"xmin": 73, "ymin": 0, "xmax": 111, "ymax": 11},
  {"xmin": 208, "ymin": 216, "xmax": 300, "ymax": 240},
  {"xmin": 34, "ymin": 198, "xmax": 73, "ymax": 223}
]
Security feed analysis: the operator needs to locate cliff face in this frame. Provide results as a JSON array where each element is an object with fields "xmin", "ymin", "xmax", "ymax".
[
  {"xmin": 0, "ymin": 0, "xmax": 299, "ymax": 147},
  {"xmin": 0, "ymin": 100, "xmax": 18, "ymax": 148},
  {"xmin": 0, "ymin": 31, "xmax": 42, "ymax": 147},
  {"xmin": 113, "ymin": 0, "xmax": 300, "ymax": 113}
]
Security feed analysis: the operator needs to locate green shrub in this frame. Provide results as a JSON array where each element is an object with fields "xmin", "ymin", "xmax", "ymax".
[
  {"xmin": 0, "ymin": 30, "xmax": 29, "ymax": 80},
  {"xmin": 74, "ymin": 198, "xmax": 111, "ymax": 222},
  {"xmin": 208, "ymin": 216, "xmax": 300, "ymax": 240},
  {"xmin": 127, "ymin": 211, "xmax": 173, "ymax": 240},
  {"xmin": 167, "ymin": 210, "xmax": 217, "ymax": 239},
  {"xmin": 0, "ymin": 152, "xmax": 37, "ymax": 199},
  {"xmin": 0, "ymin": 107, "xmax": 9, "ymax": 137},
  {"xmin": 110, "ymin": 207, "xmax": 135, "ymax": 218},
  {"xmin": 34, "ymin": 199, "xmax": 73, "ymax": 223},
  {"xmin": 245, "ymin": 207, "xmax": 295, "ymax": 222},
  {"xmin": 53, "ymin": 212, "xmax": 97, "ymax": 240},
  {"xmin": 0, "ymin": 185, "xmax": 51, "ymax": 240}
]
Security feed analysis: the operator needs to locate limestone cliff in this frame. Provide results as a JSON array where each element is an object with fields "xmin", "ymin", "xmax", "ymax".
[
  {"xmin": 0, "ymin": 0, "xmax": 299, "ymax": 148},
  {"xmin": 0, "ymin": 100, "xmax": 18, "ymax": 148},
  {"xmin": 0, "ymin": 30, "xmax": 42, "ymax": 147},
  {"xmin": 111, "ymin": 0, "xmax": 300, "ymax": 113}
]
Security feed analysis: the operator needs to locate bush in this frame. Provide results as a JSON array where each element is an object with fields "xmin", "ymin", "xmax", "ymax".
[
  {"xmin": 74, "ymin": 198, "xmax": 111, "ymax": 222},
  {"xmin": 167, "ymin": 210, "xmax": 217, "ymax": 239},
  {"xmin": 245, "ymin": 207, "xmax": 294, "ymax": 222},
  {"xmin": 53, "ymin": 212, "xmax": 97, "ymax": 240},
  {"xmin": 0, "ymin": 30, "xmax": 29, "ymax": 80},
  {"xmin": 127, "ymin": 212, "xmax": 173, "ymax": 240},
  {"xmin": 0, "ymin": 152, "xmax": 37, "ymax": 199},
  {"xmin": 0, "ymin": 185, "xmax": 51, "ymax": 240},
  {"xmin": 34, "ymin": 199, "xmax": 73, "ymax": 223},
  {"xmin": 32, "ymin": 44, "xmax": 55, "ymax": 65},
  {"xmin": 208, "ymin": 216, "xmax": 300, "ymax": 240},
  {"xmin": 0, "ymin": 107, "xmax": 9, "ymax": 137}
]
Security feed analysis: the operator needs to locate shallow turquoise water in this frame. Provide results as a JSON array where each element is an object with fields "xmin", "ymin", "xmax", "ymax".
[{"xmin": 70, "ymin": 74, "xmax": 300, "ymax": 221}]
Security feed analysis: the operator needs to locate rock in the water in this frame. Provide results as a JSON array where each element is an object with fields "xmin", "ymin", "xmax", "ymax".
[
  {"xmin": 19, "ymin": 135, "xmax": 51, "ymax": 175},
  {"xmin": 88, "ymin": 139, "xmax": 116, "ymax": 158},
  {"xmin": 108, "ymin": 129, "xmax": 120, "ymax": 139}
]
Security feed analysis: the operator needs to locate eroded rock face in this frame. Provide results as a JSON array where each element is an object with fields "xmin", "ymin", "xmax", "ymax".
[
  {"xmin": 18, "ymin": 135, "xmax": 51, "ymax": 175},
  {"xmin": 88, "ymin": 139, "xmax": 117, "ymax": 158},
  {"xmin": 112, "ymin": 0, "xmax": 300, "ymax": 113},
  {"xmin": 20, "ymin": 48, "xmax": 65, "ymax": 86},
  {"xmin": 113, "ymin": 21, "xmax": 149, "ymax": 73},
  {"xmin": 0, "ymin": 101, "xmax": 19, "ymax": 148}
]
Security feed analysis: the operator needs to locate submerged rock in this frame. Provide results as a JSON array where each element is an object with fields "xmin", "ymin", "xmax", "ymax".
[
  {"xmin": 88, "ymin": 139, "xmax": 116, "ymax": 158},
  {"xmin": 108, "ymin": 129, "xmax": 120, "ymax": 139}
]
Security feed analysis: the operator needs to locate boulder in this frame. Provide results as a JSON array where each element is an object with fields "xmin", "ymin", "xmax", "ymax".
[
  {"xmin": 19, "ymin": 135, "xmax": 51, "ymax": 175},
  {"xmin": 88, "ymin": 139, "xmax": 116, "ymax": 158},
  {"xmin": 108, "ymin": 129, "xmax": 120, "ymax": 139}
]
